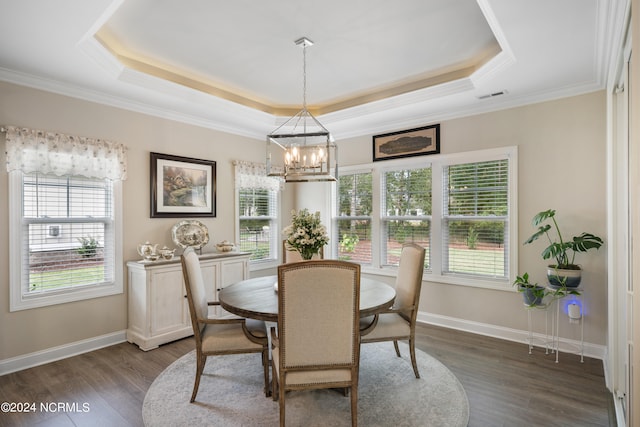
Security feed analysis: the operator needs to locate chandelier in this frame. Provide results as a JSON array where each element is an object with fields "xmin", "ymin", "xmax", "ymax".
[{"xmin": 266, "ymin": 37, "xmax": 337, "ymax": 182}]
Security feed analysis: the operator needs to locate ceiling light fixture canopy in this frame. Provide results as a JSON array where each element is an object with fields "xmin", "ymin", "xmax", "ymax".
[{"xmin": 266, "ymin": 37, "xmax": 337, "ymax": 183}]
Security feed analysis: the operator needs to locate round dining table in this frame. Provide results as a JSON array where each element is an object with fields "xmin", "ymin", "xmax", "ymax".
[{"xmin": 218, "ymin": 275, "xmax": 396, "ymax": 323}]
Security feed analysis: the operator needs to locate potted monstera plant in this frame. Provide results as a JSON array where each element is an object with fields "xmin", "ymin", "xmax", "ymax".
[{"xmin": 524, "ymin": 209, "xmax": 604, "ymax": 288}]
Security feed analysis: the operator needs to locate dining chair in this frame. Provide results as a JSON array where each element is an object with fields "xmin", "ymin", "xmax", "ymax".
[
  {"xmin": 360, "ymin": 243, "xmax": 426, "ymax": 378},
  {"xmin": 282, "ymin": 240, "xmax": 323, "ymax": 263},
  {"xmin": 271, "ymin": 260, "xmax": 361, "ymax": 427},
  {"xmin": 180, "ymin": 248, "xmax": 270, "ymax": 402}
]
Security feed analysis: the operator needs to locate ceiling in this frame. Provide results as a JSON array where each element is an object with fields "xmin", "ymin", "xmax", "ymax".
[{"xmin": 0, "ymin": 0, "xmax": 626, "ymax": 141}]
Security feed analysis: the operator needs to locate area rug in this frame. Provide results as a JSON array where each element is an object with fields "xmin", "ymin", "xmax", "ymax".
[{"xmin": 143, "ymin": 342, "xmax": 469, "ymax": 426}]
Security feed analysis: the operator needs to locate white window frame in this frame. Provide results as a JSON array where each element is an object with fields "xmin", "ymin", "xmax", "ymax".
[
  {"xmin": 236, "ymin": 187, "xmax": 280, "ymax": 269},
  {"xmin": 334, "ymin": 146, "xmax": 517, "ymax": 290},
  {"xmin": 9, "ymin": 171, "xmax": 124, "ymax": 311},
  {"xmin": 333, "ymin": 168, "xmax": 374, "ymax": 265},
  {"xmin": 436, "ymin": 151, "xmax": 515, "ymax": 289},
  {"xmin": 380, "ymin": 164, "xmax": 432, "ymax": 269}
]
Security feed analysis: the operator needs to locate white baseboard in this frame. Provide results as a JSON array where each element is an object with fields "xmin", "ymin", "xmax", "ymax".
[
  {"xmin": 0, "ymin": 330, "xmax": 127, "ymax": 376},
  {"xmin": 418, "ymin": 311, "xmax": 607, "ymax": 360}
]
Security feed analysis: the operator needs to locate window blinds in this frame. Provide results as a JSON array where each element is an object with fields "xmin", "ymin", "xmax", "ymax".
[
  {"xmin": 23, "ymin": 173, "xmax": 114, "ymax": 293},
  {"xmin": 442, "ymin": 159, "xmax": 509, "ymax": 278},
  {"xmin": 238, "ymin": 188, "xmax": 277, "ymax": 260},
  {"xmin": 381, "ymin": 167, "xmax": 432, "ymax": 267},
  {"xmin": 336, "ymin": 171, "xmax": 373, "ymax": 264}
]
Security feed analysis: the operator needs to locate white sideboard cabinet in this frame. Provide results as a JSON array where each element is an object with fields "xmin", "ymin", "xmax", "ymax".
[{"xmin": 126, "ymin": 252, "xmax": 250, "ymax": 351}]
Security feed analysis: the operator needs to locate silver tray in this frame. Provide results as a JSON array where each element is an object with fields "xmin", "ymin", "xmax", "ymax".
[{"xmin": 171, "ymin": 220, "xmax": 209, "ymax": 249}]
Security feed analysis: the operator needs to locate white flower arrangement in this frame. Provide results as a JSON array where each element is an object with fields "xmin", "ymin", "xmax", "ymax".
[{"xmin": 282, "ymin": 208, "xmax": 330, "ymax": 260}]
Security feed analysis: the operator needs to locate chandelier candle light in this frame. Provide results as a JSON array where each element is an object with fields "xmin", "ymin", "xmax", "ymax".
[{"xmin": 266, "ymin": 37, "xmax": 338, "ymax": 182}]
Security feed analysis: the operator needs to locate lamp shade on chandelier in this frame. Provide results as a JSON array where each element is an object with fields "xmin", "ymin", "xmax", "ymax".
[{"xmin": 266, "ymin": 37, "xmax": 337, "ymax": 183}]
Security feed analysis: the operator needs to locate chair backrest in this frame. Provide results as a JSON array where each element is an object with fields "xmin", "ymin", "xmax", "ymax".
[
  {"xmin": 282, "ymin": 240, "xmax": 324, "ymax": 263},
  {"xmin": 277, "ymin": 260, "xmax": 360, "ymax": 368},
  {"xmin": 394, "ymin": 243, "xmax": 426, "ymax": 320},
  {"xmin": 181, "ymin": 248, "xmax": 208, "ymax": 335}
]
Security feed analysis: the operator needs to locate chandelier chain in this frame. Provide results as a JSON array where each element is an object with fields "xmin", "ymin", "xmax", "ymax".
[
  {"xmin": 302, "ymin": 42, "xmax": 307, "ymax": 133},
  {"xmin": 302, "ymin": 43, "xmax": 307, "ymax": 111}
]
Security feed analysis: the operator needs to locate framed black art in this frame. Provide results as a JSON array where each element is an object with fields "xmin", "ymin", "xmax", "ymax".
[{"xmin": 373, "ymin": 124, "xmax": 440, "ymax": 161}]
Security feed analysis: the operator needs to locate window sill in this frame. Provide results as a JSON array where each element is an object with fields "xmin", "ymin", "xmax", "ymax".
[
  {"xmin": 431, "ymin": 273, "xmax": 511, "ymax": 291},
  {"xmin": 10, "ymin": 281, "xmax": 123, "ymax": 312},
  {"xmin": 361, "ymin": 266, "xmax": 510, "ymax": 291}
]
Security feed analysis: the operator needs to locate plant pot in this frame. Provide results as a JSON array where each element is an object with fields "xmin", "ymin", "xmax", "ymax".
[
  {"xmin": 547, "ymin": 266, "xmax": 582, "ymax": 288},
  {"xmin": 519, "ymin": 285, "xmax": 545, "ymax": 306}
]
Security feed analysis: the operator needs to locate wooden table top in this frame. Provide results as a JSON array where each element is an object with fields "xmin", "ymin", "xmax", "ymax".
[{"xmin": 218, "ymin": 275, "xmax": 396, "ymax": 322}]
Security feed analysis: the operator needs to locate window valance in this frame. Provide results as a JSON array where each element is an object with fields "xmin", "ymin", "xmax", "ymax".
[
  {"xmin": 234, "ymin": 160, "xmax": 283, "ymax": 191},
  {"xmin": 4, "ymin": 125, "xmax": 128, "ymax": 181}
]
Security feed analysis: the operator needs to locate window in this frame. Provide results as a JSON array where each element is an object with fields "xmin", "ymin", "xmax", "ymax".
[
  {"xmin": 381, "ymin": 167, "xmax": 432, "ymax": 267},
  {"xmin": 334, "ymin": 146, "xmax": 516, "ymax": 289},
  {"xmin": 238, "ymin": 188, "xmax": 278, "ymax": 261},
  {"xmin": 335, "ymin": 171, "xmax": 373, "ymax": 264},
  {"xmin": 234, "ymin": 161, "xmax": 281, "ymax": 264},
  {"xmin": 21, "ymin": 174, "xmax": 115, "ymax": 291},
  {"xmin": 6, "ymin": 126, "xmax": 126, "ymax": 311},
  {"xmin": 442, "ymin": 159, "xmax": 509, "ymax": 279}
]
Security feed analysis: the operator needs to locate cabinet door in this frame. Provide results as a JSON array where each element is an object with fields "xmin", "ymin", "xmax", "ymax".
[
  {"xmin": 200, "ymin": 261, "xmax": 220, "ymax": 301},
  {"xmin": 150, "ymin": 268, "xmax": 188, "ymax": 335},
  {"xmin": 127, "ymin": 268, "xmax": 148, "ymax": 336},
  {"xmin": 215, "ymin": 258, "xmax": 248, "ymax": 319},
  {"xmin": 220, "ymin": 258, "xmax": 248, "ymax": 289},
  {"xmin": 199, "ymin": 260, "xmax": 222, "ymax": 317}
]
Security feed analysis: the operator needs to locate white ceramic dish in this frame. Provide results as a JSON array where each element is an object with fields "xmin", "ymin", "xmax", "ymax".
[{"xmin": 171, "ymin": 220, "xmax": 210, "ymax": 249}]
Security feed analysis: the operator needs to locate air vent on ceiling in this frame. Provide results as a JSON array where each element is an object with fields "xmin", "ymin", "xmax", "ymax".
[{"xmin": 477, "ymin": 90, "xmax": 508, "ymax": 100}]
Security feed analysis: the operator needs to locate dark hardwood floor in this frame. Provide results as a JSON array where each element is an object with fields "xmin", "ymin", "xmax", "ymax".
[{"xmin": 0, "ymin": 324, "xmax": 614, "ymax": 427}]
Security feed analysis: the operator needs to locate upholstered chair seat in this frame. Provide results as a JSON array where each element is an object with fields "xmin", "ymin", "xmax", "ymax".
[
  {"xmin": 200, "ymin": 319, "xmax": 266, "ymax": 352},
  {"xmin": 271, "ymin": 347, "xmax": 353, "ymax": 385},
  {"xmin": 360, "ymin": 313, "xmax": 411, "ymax": 339}
]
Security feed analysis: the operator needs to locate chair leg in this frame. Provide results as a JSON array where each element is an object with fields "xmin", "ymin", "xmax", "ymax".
[
  {"xmin": 190, "ymin": 353, "xmax": 207, "ymax": 402},
  {"xmin": 393, "ymin": 340, "xmax": 401, "ymax": 357},
  {"xmin": 271, "ymin": 359, "xmax": 277, "ymax": 401},
  {"xmin": 262, "ymin": 347, "xmax": 270, "ymax": 397},
  {"xmin": 409, "ymin": 337, "xmax": 420, "ymax": 379},
  {"xmin": 278, "ymin": 379, "xmax": 286, "ymax": 427},
  {"xmin": 350, "ymin": 384, "xmax": 358, "ymax": 427}
]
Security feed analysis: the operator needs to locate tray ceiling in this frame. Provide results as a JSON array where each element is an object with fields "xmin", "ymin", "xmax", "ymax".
[{"xmin": 0, "ymin": 0, "xmax": 625, "ymax": 140}]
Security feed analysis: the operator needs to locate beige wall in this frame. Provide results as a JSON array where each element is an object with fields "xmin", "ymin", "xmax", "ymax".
[
  {"xmin": 0, "ymin": 81, "xmax": 607, "ymax": 362},
  {"xmin": 338, "ymin": 91, "xmax": 608, "ymax": 346},
  {"xmin": 0, "ymin": 81, "xmax": 281, "ymax": 359}
]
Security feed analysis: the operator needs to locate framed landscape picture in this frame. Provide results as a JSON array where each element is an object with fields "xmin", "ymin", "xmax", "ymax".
[
  {"xmin": 150, "ymin": 152, "xmax": 216, "ymax": 218},
  {"xmin": 373, "ymin": 124, "xmax": 440, "ymax": 161}
]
